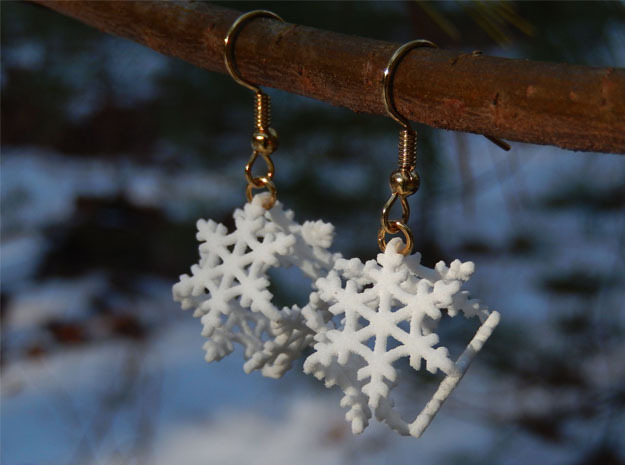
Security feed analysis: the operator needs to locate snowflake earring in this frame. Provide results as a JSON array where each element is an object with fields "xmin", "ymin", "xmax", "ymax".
[
  {"xmin": 302, "ymin": 40, "xmax": 504, "ymax": 438},
  {"xmin": 173, "ymin": 10, "xmax": 340, "ymax": 379}
]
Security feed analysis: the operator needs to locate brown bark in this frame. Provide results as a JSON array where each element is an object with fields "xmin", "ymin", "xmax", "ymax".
[{"xmin": 32, "ymin": 1, "xmax": 625, "ymax": 154}]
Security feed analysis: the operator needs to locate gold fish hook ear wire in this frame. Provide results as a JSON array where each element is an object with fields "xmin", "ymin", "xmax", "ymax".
[
  {"xmin": 224, "ymin": 10, "xmax": 284, "ymax": 210},
  {"xmin": 383, "ymin": 41, "xmax": 510, "ymax": 151},
  {"xmin": 378, "ymin": 40, "xmax": 511, "ymax": 255},
  {"xmin": 378, "ymin": 40, "xmax": 437, "ymax": 256}
]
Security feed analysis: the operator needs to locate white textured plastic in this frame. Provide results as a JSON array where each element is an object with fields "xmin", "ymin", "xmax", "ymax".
[
  {"xmin": 173, "ymin": 193, "xmax": 340, "ymax": 378},
  {"xmin": 303, "ymin": 237, "xmax": 500, "ymax": 437}
]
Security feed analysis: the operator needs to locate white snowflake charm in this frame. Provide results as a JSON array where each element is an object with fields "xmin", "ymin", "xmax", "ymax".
[
  {"xmin": 173, "ymin": 193, "xmax": 340, "ymax": 378},
  {"xmin": 303, "ymin": 237, "xmax": 500, "ymax": 437}
]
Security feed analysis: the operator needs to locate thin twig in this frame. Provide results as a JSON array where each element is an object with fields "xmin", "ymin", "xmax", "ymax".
[{"xmin": 31, "ymin": 1, "xmax": 625, "ymax": 154}]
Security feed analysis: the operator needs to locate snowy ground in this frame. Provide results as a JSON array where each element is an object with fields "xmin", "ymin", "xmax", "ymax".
[
  {"xmin": 2, "ymin": 138, "xmax": 624, "ymax": 465},
  {"xmin": 0, "ymin": 317, "xmax": 593, "ymax": 465}
]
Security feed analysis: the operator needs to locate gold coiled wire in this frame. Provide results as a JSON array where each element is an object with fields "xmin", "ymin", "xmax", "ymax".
[
  {"xmin": 254, "ymin": 93, "xmax": 271, "ymax": 131},
  {"xmin": 398, "ymin": 127, "xmax": 417, "ymax": 171}
]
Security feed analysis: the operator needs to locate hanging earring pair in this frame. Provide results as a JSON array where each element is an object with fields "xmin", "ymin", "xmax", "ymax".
[{"xmin": 174, "ymin": 10, "xmax": 501, "ymax": 440}]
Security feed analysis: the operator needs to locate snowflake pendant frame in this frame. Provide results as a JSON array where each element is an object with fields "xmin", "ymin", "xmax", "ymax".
[
  {"xmin": 173, "ymin": 193, "xmax": 340, "ymax": 378},
  {"xmin": 303, "ymin": 237, "xmax": 500, "ymax": 438}
]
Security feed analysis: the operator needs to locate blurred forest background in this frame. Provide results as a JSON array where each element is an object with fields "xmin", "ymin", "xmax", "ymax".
[{"xmin": 2, "ymin": 2, "xmax": 625, "ymax": 465}]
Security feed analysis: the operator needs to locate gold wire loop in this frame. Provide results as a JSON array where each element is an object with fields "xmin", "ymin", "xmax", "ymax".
[
  {"xmin": 245, "ymin": 151, "xmax": 275, "ymax": 187},
  {"xmin": 224, "ymin": 10, "xmax": 284, "ymax": 93},
  {"xmin": 224, "ymin": 10, "xmax": 284, "ymax": 210},
  {"xmin": 380, "ymin": 193, "xmax": 410, "ymax": 234},
  {"xmin": 378, "ymin": 221, "xmax": 414, "ymax": 256},
  {"xmin": 246, "ymin": 178, "xmax": 277, "ymax": 209}
]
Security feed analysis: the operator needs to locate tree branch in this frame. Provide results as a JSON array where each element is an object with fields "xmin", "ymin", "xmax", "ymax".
[{"xmin": 32, "ymin": 1, "xmax": 625, "ymax": 154}]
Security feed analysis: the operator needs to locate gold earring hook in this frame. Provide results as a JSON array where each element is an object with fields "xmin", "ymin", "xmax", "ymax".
[
  {"xmin": 378, "ymin": 40, "xmax": 436, "ymax": 255},
  {"xmin": 224, "ymin": 10, "xmax": 284, "ymax": 210},
  {"xmin": 224, "ymin": 10, "xmax": 284, "ymax": 93},
  {"xmin": 383, "ymin": 39, "xmax": 437, "ymax": 131},
  {"xmin": 382, "ymin": 39, "xmax": 510, "ymax": 151},
  {"xmin": 379, "ymin": 39, "xmax": 511, "ymax": 255}
]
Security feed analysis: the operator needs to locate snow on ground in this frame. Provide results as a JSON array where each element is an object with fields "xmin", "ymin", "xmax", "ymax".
[
  {"xmin": 1, "ymin": 316, "xmax": 579, "ymax": 465},
  {"xmin": 2, "ymin": 132, "xmax": 624, "ymax": 464},
  {"xmin": 0, "ymin": 147, "xmax": 240, "ymax": 231}
]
